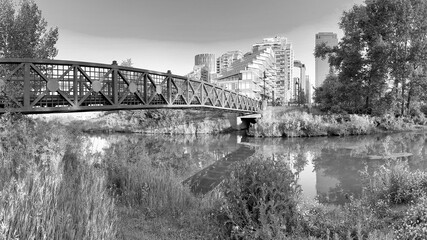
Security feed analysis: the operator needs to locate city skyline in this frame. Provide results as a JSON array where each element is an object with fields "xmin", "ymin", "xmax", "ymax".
[{"xmin": 35, "ymin": 0, "xmax": 364, "ymax": 82}]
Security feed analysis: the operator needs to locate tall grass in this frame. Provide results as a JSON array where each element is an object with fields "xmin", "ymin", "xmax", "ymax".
[
  {"xmin": 0, "ymin": 164, "xmax": 117, "ymax": 239},
  {"xmin": 0, "ymin": 113, "xmax": 118, "ymax": 239},
  {"xmin": 102, "ymin": 141, "xmax": 198, "ymax": 215}
]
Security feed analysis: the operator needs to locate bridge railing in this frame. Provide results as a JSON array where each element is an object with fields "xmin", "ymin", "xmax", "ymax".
[{"xmin": 0, "ymin": 59, "xmax": 260, "ymax": 113}]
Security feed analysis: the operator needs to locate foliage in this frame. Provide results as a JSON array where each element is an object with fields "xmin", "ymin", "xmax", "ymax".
[
  {"xmin": 314, "ymin": 0, "xmax": 427, "ymax": 116},
  {"xmin": 375, "ymin": 114, "xmax": 413, "ymax": 131},
  {"xmin": 102, "ymin": 140, "xmax": 197, "ymax": 216},
  {"xmin": 299, "ymin": 199, "xmax": 382, "ymax": 239},
  {"xmin": 0, "ymin": 0, "xmax": 58, "ymax": 59},
  {"xmin": 248, "ymin": 111, "xmax": 380, "ymax": 137},
  {"xmin": 0, "ymin": 113, "xmax": 70, "ymax": 185},
  {"xmin": 0, "ymin": 161, "xmax": 117, "ymax": 240},
  {"xmin": 0, "ymin": 114, "xmax": 118, "ymax": 239},
  {"xmin": 120, "ymin": 58, "xmax": 133, "ymax": 67},
  {"xmin": 394, "ymin": 195, "xmax": 427, "ymax": 239},
  {"xmin": 219, "ymin": 156, "xmax": 301, "ymax": 239},
  {"xmin": 100, "ymin": 138, "xmax": 227, "ymax": 239},
  {"xmin": 361, "ymin": 160, "xmax": 427, "ymax": 206}
]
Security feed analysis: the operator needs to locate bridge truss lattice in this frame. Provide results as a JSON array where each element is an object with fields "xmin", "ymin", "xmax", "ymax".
[{"xmin": 0, "ymin": 59, "xmax": 260, "ymax": 114}]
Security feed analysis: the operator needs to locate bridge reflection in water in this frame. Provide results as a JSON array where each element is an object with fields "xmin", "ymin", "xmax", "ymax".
[
  {"xmin": 183, "ymin": 145, "xmax": 256, "ymax": 195},
  {"xmin": 0, "ymin": 59, "xmax": 259, "ymax": 114}
]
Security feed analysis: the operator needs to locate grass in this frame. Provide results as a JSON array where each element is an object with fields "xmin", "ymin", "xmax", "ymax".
[
  {"xmin": 0, "ymin": 114, "xmax": 118, "ymax": 240},
  {"xmin": 67, "ymin": 109, "xmax": 235, "ymax": 134}
]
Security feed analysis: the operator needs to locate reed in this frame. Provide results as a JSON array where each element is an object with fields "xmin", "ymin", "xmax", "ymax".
[
  {"xmin": 0, "ymin": 114, "xmax": 118, "ymax": 240},
  {"xmin": 104, "ymin": 149, "xmax": 196, "ymax": 216}
]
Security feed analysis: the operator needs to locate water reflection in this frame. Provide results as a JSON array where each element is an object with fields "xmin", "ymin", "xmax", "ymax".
[{"xmin": 90, "ymin": 131, "xmax": 427, "ymax": 204}]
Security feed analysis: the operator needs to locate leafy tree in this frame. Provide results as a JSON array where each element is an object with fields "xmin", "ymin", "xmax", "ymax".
[
  {"xmin": 315, "ymin": 0, "xmax": 427, "ymax": 115},
  {"xmin": 120, "ymin": 58, "xmax": 133, "ymax": 67},
  {"xmin": 0, "ymin": 0, "xmax": 58, "ymax": 59}
]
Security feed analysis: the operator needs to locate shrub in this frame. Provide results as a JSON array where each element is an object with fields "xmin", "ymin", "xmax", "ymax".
[
  {"xmin": 394, "ymin": 195, "xmax": 427, "ymax": 239},
  {"xmin": 248, "ymin": 112, "xmax": 383, "ymax": 138},
  {"xmin": 299, "ymin": 199, "xmax": 381, "ymax": 239},
  {"xmin": 219, "ymin": 157, "xmax": 301, "ymax": 239},
  {"xmin": 362, "ymin": 160, "xmax": 427, "ymax": 206},
  {"xmin": 345, "ymin": 115, "xmax": 376, "ymax": 135},
  {"xmin": 375, "ymin": 114, "xmax": 412, "ymax": 131}
]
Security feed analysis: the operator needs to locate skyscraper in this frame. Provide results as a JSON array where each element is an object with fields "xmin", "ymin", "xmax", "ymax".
[
  {"xmin": 293, "ymin": 60, "xmax": 306, "ymax": 102},
  {"xmin": 195, "ymin": 53, "xmax": 216, "ymax": 74},
  {"xmin": 315, "ymin": 32, "xmax": 338, "ymax": 88},
  {"xmin": 215, "ymin": 48, "xmax": 277, "ymax": 100},
  {"xmin": 216, "ymin": 51, "xmax": 243, "ymax": 74},
  {"xmin": 253, "ymin": 36, "xmax": 293, "ymax": 103}
]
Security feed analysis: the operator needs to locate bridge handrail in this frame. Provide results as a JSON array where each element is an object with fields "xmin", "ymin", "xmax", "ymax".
[
  {"xmin": 0, "ymin": 58, "xmax": 185, "ymax": 79},
  {"xmin": 0, "ymin": 58, "xmax": 249, "ymax": 97}
]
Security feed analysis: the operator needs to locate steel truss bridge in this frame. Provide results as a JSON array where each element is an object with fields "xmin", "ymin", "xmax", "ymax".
[{"xmin": 0, "ymin": 59, "xmax": 260, "ymax": 114}]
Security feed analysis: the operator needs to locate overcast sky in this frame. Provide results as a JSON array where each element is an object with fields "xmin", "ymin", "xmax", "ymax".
[{"xmin": 36, "ymin": 0, "xmax": 364, "ymax": 81}]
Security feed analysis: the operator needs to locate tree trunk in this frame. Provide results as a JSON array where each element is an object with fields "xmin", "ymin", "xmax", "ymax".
[
  {"xmin": 406, "ymin": 86, "xmax": 411, "ymax": 114},
  {"xmin": 401, "ymin": 80, "xmax": 405, "ymax": 116}
]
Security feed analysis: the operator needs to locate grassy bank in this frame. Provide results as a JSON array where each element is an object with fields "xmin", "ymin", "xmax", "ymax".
[
  {"xmin": 248, "ymin": 110, "xmax": 424, "ymax": 138},
  {"xmin": 65, "ymin": 109, "xmax": 236, "ymax": 134}
]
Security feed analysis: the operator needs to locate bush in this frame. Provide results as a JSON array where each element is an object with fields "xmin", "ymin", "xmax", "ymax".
[
  {"xmin": 248, "ymin": 112, "xmax": 383, "ymax": 138},
  {"xmin": 299, "ymin": 199, "xmax": 380, "ymax": 239},
  {"xmin": 362, "ymin": 160, "xmax": 427, "ymax": 206},
  {"xmin": 219, "ymin": 157, "xmax": 301, "ymax": 239},
  {"xmin": 375, "ymin": 114, "xmax": 412, "ymax": 131},
  {"xmin": 344, "ymin": 115, "xmax": 376, "ymax": 135},
  {"xmin": 394, "ymin": 195, "xmax": 427, "ymax": 239}
]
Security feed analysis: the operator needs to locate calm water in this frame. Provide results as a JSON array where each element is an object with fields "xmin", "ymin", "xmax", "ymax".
[{"xmin": 89, "ymin": 131, "xmax": 427, "ymax": 204}]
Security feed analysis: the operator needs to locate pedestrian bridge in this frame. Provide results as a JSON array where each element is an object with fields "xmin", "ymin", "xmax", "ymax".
[{"xmin": 0, "ymin": 59, "xmax": 260, "ymax": 114}]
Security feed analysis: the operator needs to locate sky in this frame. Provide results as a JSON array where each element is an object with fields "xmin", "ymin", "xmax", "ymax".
[{"xmin": 35, "ymin": 0, "xmax": 365, "ymax": 83}]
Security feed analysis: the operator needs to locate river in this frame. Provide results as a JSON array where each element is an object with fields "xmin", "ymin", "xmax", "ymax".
[{"xmin": 87, "ymin": 131, "xmax": 427, "ymax": 204}]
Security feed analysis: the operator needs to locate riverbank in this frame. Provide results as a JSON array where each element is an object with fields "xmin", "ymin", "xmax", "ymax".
[
  {"xmin": 3, "ymin": 114, "xmax": 427, "ymax": 239},
  {"xmin": 247, "ymin": 107, "xmax": 427, "ymax": 138},
  {"xmin": 63, "ymin": 109, "xmax": 238, "ymax": 134}
]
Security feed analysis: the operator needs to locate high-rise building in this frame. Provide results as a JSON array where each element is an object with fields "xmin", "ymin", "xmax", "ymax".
[
  {"xmin": 195, "ymin": 53, "xmax": 216, "ymax": 74},
  {"xmin": 186, "ymin": 65, "xmax": 210, "ymax": 82},
  {"xmin": 216, "ymin": 51, "xmax": 243, "ymax": 74},
  {"xmin": 293, "ymin": 60, "xmax": 306, "ymax": 102},
  {"xmin": 305, "ymin": 75, "xmax": 312, "ymax": 105},
  {"xmin": 215, "ymin": 48, "xmax": 277, "ymax": 100},
  {"xmin": 315, "ymin": 32, "xmax": 338, "ymax": 88},
  {"xmin": 252, "ymin": 36, "xmax": 293, "ymax": 103}
]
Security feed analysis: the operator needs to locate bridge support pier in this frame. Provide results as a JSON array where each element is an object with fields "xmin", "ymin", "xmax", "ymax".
[{"xmin": 229, "ymin": 113, "xmax": 261, "ymax": 130}]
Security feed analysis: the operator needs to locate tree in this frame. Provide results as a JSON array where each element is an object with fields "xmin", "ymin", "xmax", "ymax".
[
  {"xmin": 315, "ymin": 0, "xmax": 427, "ymax": 115},
  {"xmin": 120, "ymin": 58, "xmax": 133, "ymax": 67},
  {"xmin": 0, "ymin": 0, "xmax": 58, "ymax": 59}
]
